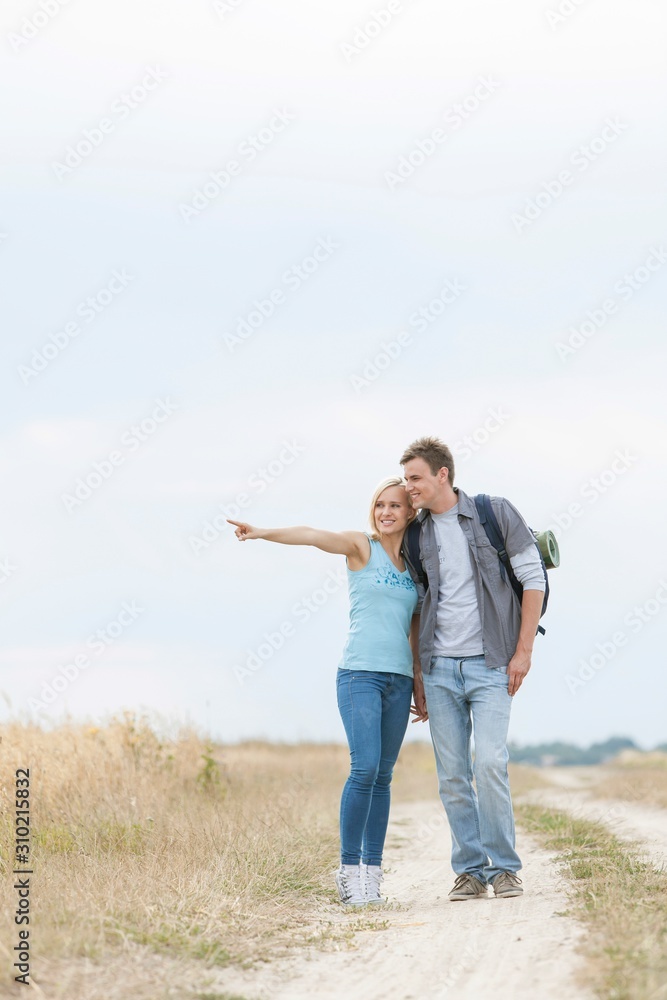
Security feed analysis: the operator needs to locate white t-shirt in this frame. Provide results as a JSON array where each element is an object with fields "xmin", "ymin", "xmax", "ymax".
[{"xmin": 432, "ymin": 504, "xmax": 484, "ymax": 657}]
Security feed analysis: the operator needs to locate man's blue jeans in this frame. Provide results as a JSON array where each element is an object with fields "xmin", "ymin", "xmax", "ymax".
[
  {"xmin": 423, "ymin": 654, "xmax": 520, "ymax": 884},
  {"xmin": 336, "ymin": 668, "xmax": 413, "ymax": 866}
]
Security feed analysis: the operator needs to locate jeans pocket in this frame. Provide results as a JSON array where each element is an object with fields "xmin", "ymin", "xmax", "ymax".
[{"xmin": 488, "ymin": 666, "xmax": 510, "ymax": 688}]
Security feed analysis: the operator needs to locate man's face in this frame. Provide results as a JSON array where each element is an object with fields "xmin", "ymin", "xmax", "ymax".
[{"xmin": 403, "ymin": 457, "xmax": 446, "ymax": 510}]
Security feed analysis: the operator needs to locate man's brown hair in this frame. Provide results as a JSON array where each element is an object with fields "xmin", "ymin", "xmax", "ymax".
[{"xmin": 400, "ymin": 436, "xmax": 455, "ymax": 485}]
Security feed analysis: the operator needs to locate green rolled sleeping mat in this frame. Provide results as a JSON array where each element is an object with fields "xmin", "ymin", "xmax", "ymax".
[{"xmin": 534, "ymin": 530, "xmax": 560, "ymax": 569}]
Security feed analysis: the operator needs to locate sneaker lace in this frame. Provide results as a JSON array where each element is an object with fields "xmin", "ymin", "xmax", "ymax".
[
  {"xmin": 495, "ymin": 872, "xmax": 522, "ymax": 889},
  {"xmin": 365, "ymin": 866, "xmax": 384, "ymax": 896},
  {"xmin": 339, "ymin": 868, "xmax": 363, "ymax": 901}
]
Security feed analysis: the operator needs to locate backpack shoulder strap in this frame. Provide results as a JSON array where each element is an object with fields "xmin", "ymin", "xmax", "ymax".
[
  {"xmin": 474, "ymin": 494, "xmax": 518, "ymax": 593},
  {"xmin": 474, "ymin": 494, "xmax": 507, "ymax": 560}
]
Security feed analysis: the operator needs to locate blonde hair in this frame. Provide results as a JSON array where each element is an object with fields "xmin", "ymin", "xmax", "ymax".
[{"xmin": 368, "ymin": 477, "xmax": 416, "ymax": 541}]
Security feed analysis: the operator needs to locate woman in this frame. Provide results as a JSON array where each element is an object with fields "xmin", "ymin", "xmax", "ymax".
[{"xmin": 228, "ymin": 477, "xmax": 426, "ymax": 907}]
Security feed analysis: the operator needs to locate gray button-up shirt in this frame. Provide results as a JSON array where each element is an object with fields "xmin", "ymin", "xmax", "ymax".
[{"xmin": 404, "ymin": 487, "xmax": 539, "ymax": 672}]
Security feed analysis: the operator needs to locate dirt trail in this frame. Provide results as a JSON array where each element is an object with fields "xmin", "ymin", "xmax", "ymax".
[
  {"xmin": 529, "ymin": 767, "xmax": 667, "ymax": 867},
  {"xmin": 212, "ymin": 800, "xmax": 593, "ymax": 1000}
]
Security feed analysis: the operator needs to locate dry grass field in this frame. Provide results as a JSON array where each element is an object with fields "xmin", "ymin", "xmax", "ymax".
[
  {"xmin": 591, "ymin": 753, "xmax": 667, "ymax": 810},
  {"xmin": 0, "ymin": 717, "xmax": 346, "ymax": 996},
  {"xmin": 0, "ymin": 716, "xmax": 545, "ymax": 997},
  {"xmin": 5, "ymin": 717, "xmax": 663, "ymax": 1000}
]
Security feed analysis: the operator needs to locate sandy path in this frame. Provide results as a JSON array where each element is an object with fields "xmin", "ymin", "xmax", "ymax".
[
  {"xmin": 212, "ymin": 800, "xmax": 593, "ymax": 1000},
  {"xmin": 530, "ymin": 768, "xmax": 667, "ymax": 867}
]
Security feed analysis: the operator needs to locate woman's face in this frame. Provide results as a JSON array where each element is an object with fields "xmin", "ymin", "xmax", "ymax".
[{"xmin": 374, "ymin": 485, "xmax": 414, "ymax": 537}]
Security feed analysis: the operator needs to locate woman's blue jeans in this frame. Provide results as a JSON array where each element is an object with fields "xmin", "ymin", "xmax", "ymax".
[{"xmin": 336, "ymin": 668, "xmax": 413, "ymax": 866}]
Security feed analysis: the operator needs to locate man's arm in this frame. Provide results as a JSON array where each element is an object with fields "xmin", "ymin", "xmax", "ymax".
[
  {"xmin": 409, "ymin": 614, "xmax": 428, "ymax": 722},
  {"xmin": 507, "ymin": 589, "xmax": 543, "ymax": 696},
  {"xmin": 495, "ymin": 498, "xmax": 546, "ymax": 695}
]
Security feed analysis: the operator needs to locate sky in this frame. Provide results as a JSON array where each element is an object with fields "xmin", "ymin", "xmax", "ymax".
[{"xmin": 1, "ymin": 0, "xmax": 666, "ymax": 749}]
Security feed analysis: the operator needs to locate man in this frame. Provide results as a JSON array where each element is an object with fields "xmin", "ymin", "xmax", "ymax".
[{"xmin": 400, "ymin": 436, "xmax": 545, "ymax": 901}]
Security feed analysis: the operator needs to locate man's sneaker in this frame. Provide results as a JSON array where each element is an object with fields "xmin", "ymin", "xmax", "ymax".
[
  {"xmin": 362, "ymin": 864, "xmax": 387, "ymax": 904},
  {"xmin": 335, "ymin": 865, "xmax": 367, "ymax": 907},
  {"xmin": 448, "ymin": 873, "xmax": 488, "ymax": 901},
  {"xmin": 491, "ymin": 872, "xmax": 523, "ymax": 898}
]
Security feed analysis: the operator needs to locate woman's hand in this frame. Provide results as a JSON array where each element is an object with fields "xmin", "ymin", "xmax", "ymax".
[
  {"xmin": 410, "ymin": 669, "xmax": 428, "ymax": 723},
  {"xmin": 227, "ymin": 519, "xmax": 263, "ymax": 541},
  {"xmin": 410, "ymin": 699, "xmax": 429, "ymax": 723}
]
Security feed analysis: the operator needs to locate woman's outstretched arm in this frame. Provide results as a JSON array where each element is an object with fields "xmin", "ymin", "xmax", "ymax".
[{"xmin": 227, "ymin": 520, "xmax": 370, "ymax": 563}]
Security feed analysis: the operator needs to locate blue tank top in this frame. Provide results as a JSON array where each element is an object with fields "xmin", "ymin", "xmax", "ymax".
[{"xmin": 339, "ymin": 536, "xmax": 418, "ymax": 677}]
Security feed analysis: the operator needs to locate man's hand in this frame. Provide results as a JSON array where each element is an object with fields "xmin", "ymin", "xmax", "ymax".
[
  {"xmin": 507, "ymin": 588, "xmax": 543, "ymax": 694},
  {"xmin": 507, "ymin": 646, "xmax": 532, "ymax": 696},
  {"xmin": 408, "ymin": 615, "xmax": 426, "ymax": 721}
]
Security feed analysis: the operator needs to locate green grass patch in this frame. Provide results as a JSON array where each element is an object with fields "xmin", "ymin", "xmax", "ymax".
[
  {"xmin": 33, "ymin": 823, "xmax": 78, "ymax": 853},
  {"xmin": 193, "ymin": 994, "xmax": 251, "ymax": 1000},
  {"xmin": 517, "ymin": 803, "xmax": 667, "ymax": 1000},
  {"xmin": 106, "ymin": 914, "xmax": 237, "ymax": 967},
  {"xmin": 33, "ymin": 820, "xmax": 147, "ymax": 856}
]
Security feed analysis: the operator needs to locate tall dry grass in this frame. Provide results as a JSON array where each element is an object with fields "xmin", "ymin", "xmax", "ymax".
[{"xmin": 0, "ymin": 717, "xmax": 351, "ymax": 997}]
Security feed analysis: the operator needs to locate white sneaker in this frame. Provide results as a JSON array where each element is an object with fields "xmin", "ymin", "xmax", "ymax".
[
  {"xmin": 363, "ymin": 864, "xmax": 387, "ymax": 904},
  {"xmin": 335, "ymin": 865, "xmax": 367, "ymax": 907}
]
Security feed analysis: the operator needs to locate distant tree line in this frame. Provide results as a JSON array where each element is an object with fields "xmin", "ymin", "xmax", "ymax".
[{"xmin": 507, "ymin": 736, "xmax": 667, "ymax": 766}]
